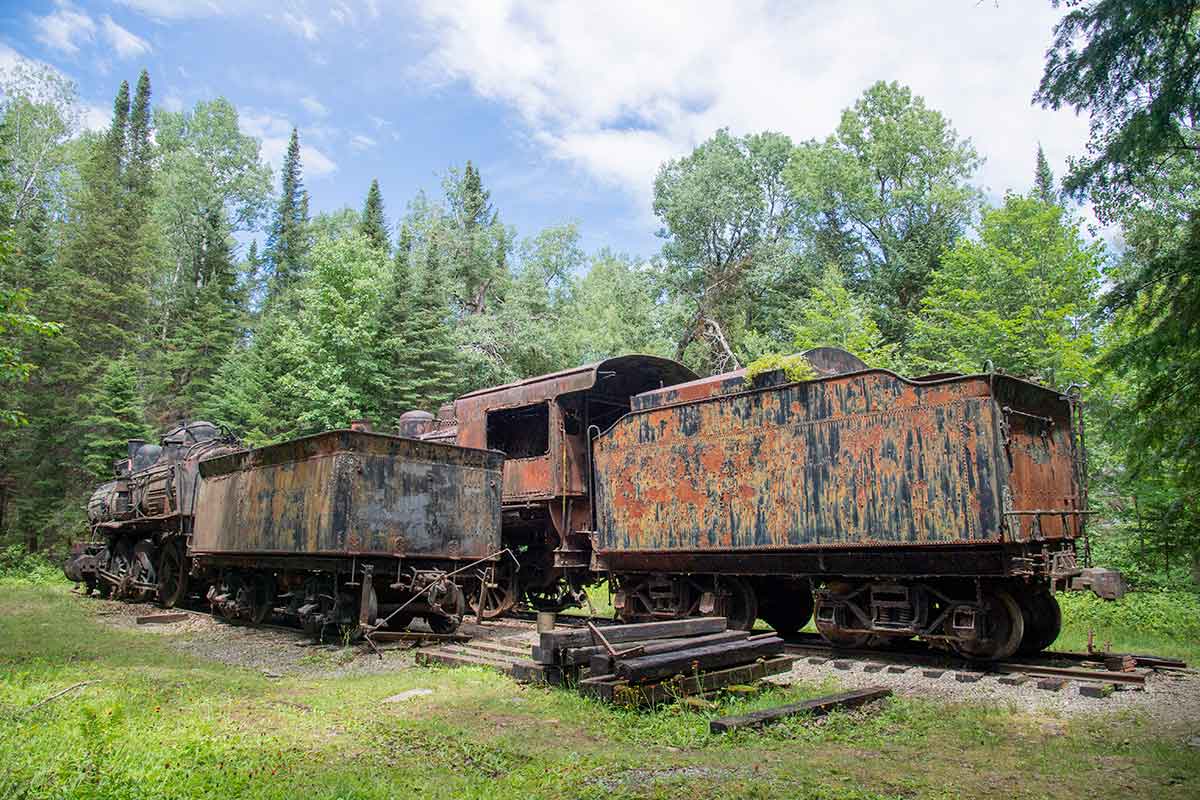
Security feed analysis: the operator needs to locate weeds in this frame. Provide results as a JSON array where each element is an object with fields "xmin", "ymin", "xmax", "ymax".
[
  {"xmin": 0, "ymin": 546, "xmax": 62, "ymax": 585},
  {"xmin": 1, "ymin": 582, "xmax": 1198, "ymax": 800}
]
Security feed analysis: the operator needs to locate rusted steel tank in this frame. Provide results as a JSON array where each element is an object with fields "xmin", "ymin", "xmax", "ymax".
[
  {"xmin": 591, "ymin": 351, "xmax": 1094, "ymax": 659},
  {"xmin": 191, "ymin": 430, "xmax": 504, "ymax": 635}
]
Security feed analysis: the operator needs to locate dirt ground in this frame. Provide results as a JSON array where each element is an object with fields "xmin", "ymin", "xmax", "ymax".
[{"xmin": 91, "ymin": 594, "xmax": 1200, "ymax": 729}]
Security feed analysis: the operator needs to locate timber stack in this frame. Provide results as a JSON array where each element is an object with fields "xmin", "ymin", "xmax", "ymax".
[{"xmin": 530, "ymin": 617, "xmax": 796, "ymax": 707}]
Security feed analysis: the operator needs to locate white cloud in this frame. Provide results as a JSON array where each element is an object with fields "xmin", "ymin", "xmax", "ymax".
[
  {"xmin": 302, "ymin": 144, "xmax": 337, "ymax": 177},
  {"xmin": 238, "ymin": 108, "xmax": 338, "ymax": 178},
  {"xmin": 300, "ymin": 95, "xmax": 328, "ymax": 117},
  {"xmin": 350, "ymin": 134, "xmax": 376, "ymax": 151},
  {"xmin": 282, "ymin": 11, "xmax": 320, "ymax": 41},
  {"xmin": 33, "ymin": 3, "xmax": 97, "ymax": 55},
  {"xmin": 415, "ymin": 1, "xmax": 1089, "ymax": 219},
  {"xmin": 82, "ymin": 102, "xmax": 112, "ymax": 132},
  {"xmin": 115, "ymin": 0, "xmax": 245, "ymax": 20},
  {"xmin": 101, "ymin": 16, "xmax": 152, "ymax": 59},
  {"xmin": 330, "ymin": 2, "xmax": 355, "ymax": 26}
]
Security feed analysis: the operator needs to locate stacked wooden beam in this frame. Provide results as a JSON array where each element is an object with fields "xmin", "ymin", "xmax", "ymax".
[{"xmin": 531, "ymin": 617, "xmax": 796, "ymax": 707}]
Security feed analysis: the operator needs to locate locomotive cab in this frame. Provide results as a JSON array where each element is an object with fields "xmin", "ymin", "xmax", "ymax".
[{"xmin": 449, "ymin": 355, "xmax": 697, "ymax": 614}]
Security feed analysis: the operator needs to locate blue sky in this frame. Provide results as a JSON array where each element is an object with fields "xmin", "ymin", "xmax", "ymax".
[{"xmin": 2, "ymin": 1, "xmax": 1090, "ymax": 258}]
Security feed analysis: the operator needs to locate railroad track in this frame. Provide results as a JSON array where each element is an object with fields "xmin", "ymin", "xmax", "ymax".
[{"xmin": 779, "ymin": 632, "xmax": 1188, "ymax": 688}]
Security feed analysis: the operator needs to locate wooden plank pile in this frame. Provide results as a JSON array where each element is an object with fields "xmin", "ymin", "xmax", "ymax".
[{"xmin": 531, "ymin": 617, "xmax": 796, "ymax": 707}]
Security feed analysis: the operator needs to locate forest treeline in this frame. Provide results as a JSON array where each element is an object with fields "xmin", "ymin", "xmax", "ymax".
[{"xmin": 0, "ymin": 2, "xmax": 1195, "ymax": 588}]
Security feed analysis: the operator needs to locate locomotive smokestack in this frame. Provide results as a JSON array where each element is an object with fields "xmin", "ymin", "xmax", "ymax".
[{"xmin": 126, "ymin": 439, "xmax": 145, "ymax": 459}]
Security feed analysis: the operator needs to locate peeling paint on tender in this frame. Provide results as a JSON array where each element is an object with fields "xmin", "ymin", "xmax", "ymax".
[
  {"xmin": 593, "ymin": 371, "xmax": 1080, "ymax": 559},
  {"xmin": 193, "ymin": 430, "xmax": 503, "ymax": 559}
]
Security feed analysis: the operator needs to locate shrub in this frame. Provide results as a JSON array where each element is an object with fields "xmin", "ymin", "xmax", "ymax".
[
  {"xmin": 743, "ymin": 353, "xmax": 818, "ymax": 387},
  {"xmin": 0, "ymin": 545, "xmax": 63, "ymax": 585},
  {"xmin": 1057, "ymin": 589, "xmax": 1200, "ymax": 642}
]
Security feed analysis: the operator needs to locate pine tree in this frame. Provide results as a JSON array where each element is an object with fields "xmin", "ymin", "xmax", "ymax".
[
  {"xmin": 1034, "ymin": 144, "xmax": 1056, "ymax": 204},
  {"xmin": 375, "ymin": 230, "xmax": 416, "ymax": 423},
  {"xmin": 104, "ymin": 80, "xmax": 131, "ymax": 177},
  {"xmin": 461, "ymin": 161, "xmax": 492, "ymax": 228},
  {"xmin": 167, "ymin": 210, "xmax": 243, "ymax": 416},
  {"xmin": 359, "ymin": 179, "xmax": 389, "ymax": 252},
  {"xmin": 398, "ymin": 241, "xmax": 461, "ymax": 410},
  {"xmin": 265, "ymin": 128, "xmax": 309, "ymax": 298},
  {"xmin": 81, "ymin": 357, "xmax": 149, "ymax": 480},
  {"xmin": 125, "ymin": 71, "xmax": 153, "ymax": 206}
]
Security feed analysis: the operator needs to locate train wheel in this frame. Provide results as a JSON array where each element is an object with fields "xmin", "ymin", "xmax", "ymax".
[
  {"xmin": 157, "ymin": 540, "xmax": 188, "ymax": 608},
  {"xmin": 248, "ymin": 575, "xmax": 275, "ymax": 625},
  {"xmin": 815, "ymin": 581, "xmax": 872, "ymax": 648},
  {"xmin": 950, "ymin": 589, "xmax": 1024, "ymax": 661},
  {"xmin": 426, "ymin": 584, "xmax": 465, "ymax": 634},
  {"xmin": 761, "ymin": 586, "xmax": 814, "ymax": 636},
  {"xmin": 470, "ymin": 564, "xmax": 517, "ymax": 620},
  {"xmin": 131, "ymin": 540, "xmax": 158, "ymax": 602},
  {"xmin": 1016, "ymin": 589, "xmax": 1062, "ymax": 655},
  {"xmin": 720, "ymin": 577, "xmax": 759, "ymax": 631},
  {"xmin": 110, "ymin": 546, "xmax": 133, "ymax": 599}
]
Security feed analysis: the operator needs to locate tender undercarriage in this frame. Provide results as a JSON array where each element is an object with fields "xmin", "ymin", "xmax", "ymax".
[{"xmin": 611, "ymin": 571, "xmax": 1064, "ymax": 661}]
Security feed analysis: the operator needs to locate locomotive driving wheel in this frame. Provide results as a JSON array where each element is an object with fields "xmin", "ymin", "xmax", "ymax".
[
  {"xmin": 470, "ymin": 563, "xmax": 518, "ymax": 620},
  {"xmin": 523, "ymin": 581, "xmax": 585, "ymax": 613},
  {"xmin": 156, "ymin": 539, "xmax": 188, "ymax": 608}
]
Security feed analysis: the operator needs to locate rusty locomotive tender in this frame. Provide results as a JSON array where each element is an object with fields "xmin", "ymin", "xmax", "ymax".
[{"xmin": 65, "ymin": 349, "xmax": 1120, "ymax": 658}]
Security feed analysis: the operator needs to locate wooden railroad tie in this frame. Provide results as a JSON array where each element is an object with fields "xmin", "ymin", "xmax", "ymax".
[
  {"xmin": 709, "ymin": 687, "xmax": 893, "ymax": 733},
  {"xmin": 136, "ymin": 612, "xmax": 190, "ymax": 625}
]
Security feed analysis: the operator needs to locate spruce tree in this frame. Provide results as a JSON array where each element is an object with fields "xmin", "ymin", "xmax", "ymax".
[
  {"xmin": 359, "ymin": 179, "xmax": 389, "ymax": 252},
  {"xmin": 104, "ymin": 80, "xmax": 131, "ymax": 176},
  {"xmin": 400, "ymin": 242, "xmax": 461, "ymax": 410},
  {"xmin": 125, "ymin": 71, "xmax": 153, "ymax": 207},
  {"xmin": 81, "ymin": 357, "xmax": 149, "ymax": 480},
  {"xmin": 1034, "ymin": 144, "xmax": 1056, "ymax": 204},
  {"xmin": 265, "ymin": 128, "xmax": 309, "ymax": 298},
  {"xmin": 167, "ymin": 211, "xmax": 242, "ymax": 416},
  {"xmin": 461, "ymin": 161, "xmax": 492, "ymax": 228},
  {"xmin": 33, "ymin": 77, "xmax": 152, "ymax": 512},
  {"xmin": 375, "ymin": 229, "xmax": 416, "ymax": 423}
]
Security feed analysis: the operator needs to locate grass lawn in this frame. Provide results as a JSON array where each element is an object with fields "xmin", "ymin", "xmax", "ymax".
[{"xmin": 2, "ymin": 582, "xmax": 1198, "ymax": 800}]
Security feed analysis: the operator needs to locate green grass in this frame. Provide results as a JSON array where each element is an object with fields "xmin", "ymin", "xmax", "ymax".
[
  {"xmin": 1054, "ymin": 590, "xmax": 1200, "ymax": 664},
  {"xmin": 2, "ymin": 582, "xmax": 1198, "ymax": 799}
]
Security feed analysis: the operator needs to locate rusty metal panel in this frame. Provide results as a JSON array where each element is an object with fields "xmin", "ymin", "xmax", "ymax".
[
  {"xmin": 994, "ymin": 378, "xmax": 1080, "ymax": 542},
  {"xmin": 501, "ymin": 456, "xmax": 554, "ymax": 500},
  {"xmin": 593, "ymin": 371, "xmax": 1016, "ymax": 557},
  {"xmin": 193, "ymin": 430, "xmax": 503, "ymax": 560}
]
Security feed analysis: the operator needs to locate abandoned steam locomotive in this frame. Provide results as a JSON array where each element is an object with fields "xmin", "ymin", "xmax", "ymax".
[
  {"xmin": 66, "ymin": 348, "xmax": 1115, "ymax": 658},
  {"xmin": 68, "ymin": 424, "xmax": 504, "ymax": 636}
]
